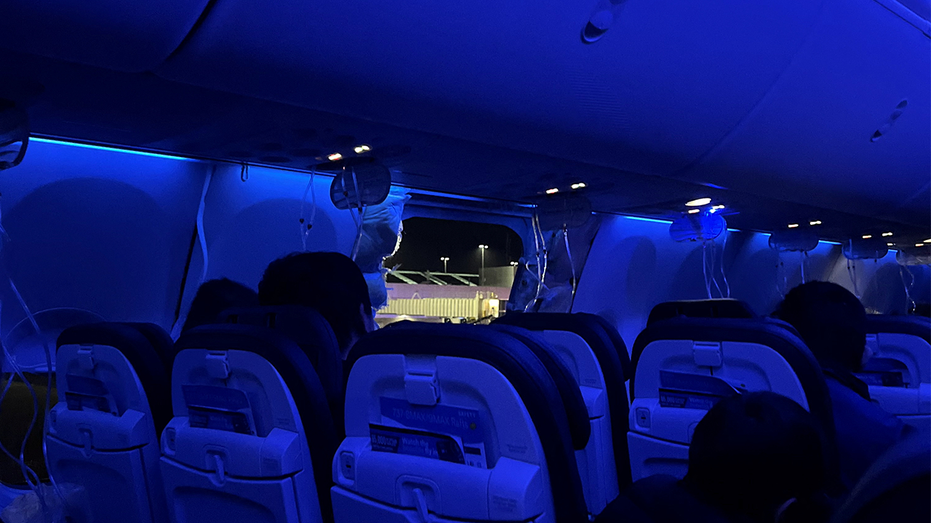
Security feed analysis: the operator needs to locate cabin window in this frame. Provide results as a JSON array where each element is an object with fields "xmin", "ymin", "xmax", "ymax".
[{"xmin": 380, "ymin": 218, "xmax": 523, "ymax": 324}]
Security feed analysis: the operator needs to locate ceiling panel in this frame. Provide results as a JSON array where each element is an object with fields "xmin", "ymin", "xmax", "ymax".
[
  {"xmin": 0, "ymin": 0, "xmax": 211, "ymax": 72},
  {"xmin": 0, "ymin": 33, "xmax": 927, "ymax": 245},
  {"xmin": 155, "ymin": 0, "xmax": 821, "ymax": 177},
  {"xmin": 678, "ymin": 0, "xmax": 931, "ymax": 228}
]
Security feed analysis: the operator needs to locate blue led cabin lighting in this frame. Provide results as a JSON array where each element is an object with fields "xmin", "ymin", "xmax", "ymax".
[
  {"xmin": 30, "ymin": 137, "xmax": 192, "ymax": 162},
  {"xmin": 623, "ymin": 215, "xmax": 674, "ymax": 224}
]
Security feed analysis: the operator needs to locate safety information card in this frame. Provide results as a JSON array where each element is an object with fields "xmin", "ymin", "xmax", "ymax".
[
  {"xmin": 370, "ymin": 396, "xmax": 488, "ymax": 469},
  {"xmin": 658, "ymin": 370, "xmax": 743, "ymax": 410}
]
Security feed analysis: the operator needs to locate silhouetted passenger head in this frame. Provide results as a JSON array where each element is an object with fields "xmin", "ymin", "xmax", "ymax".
[
  {"xmin": 258, "ymin": 251, "xmax": 374, "ymax": 357},
  {"xmin": 182, "ymin": 278, "xmax": 258, "ymax": 332},
  {"xmin": 775, "ymin": 281, "xmax": 868, "ymax": 372},
  {"xmin": 685, "ymin": 392, "xmax": 829, "ymax": 523}
]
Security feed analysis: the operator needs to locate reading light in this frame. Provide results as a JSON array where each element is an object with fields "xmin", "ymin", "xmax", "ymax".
[
  {"xmin": 327, "ymin": 153, "xmax": 343, "ymax": 161},
  {"xmin": 685, "ymin": 197, "xmax": 712, "ymax": 207},
  {"xmin": 545, "ymin": 188, "xmax": 559, "ymax": 195},
  {"xmin": 571, "ymin": 182, "xmax": 586, "ymax": 190},
  {"xmin": 688, "ymin": 209, "xmax": 700, "ymax": 214},
  {"xmin": 353, "ymin": 144, "xmax": 371, "ymax": 154},
  {"xmin": 882, "ymin": 232, "xmax": 893, "ymax": 237},
  {"xmin": 809, "ymin": 220, "xmax": 822, "ymax": 226},
  {"xmin": 924, "ymin": 239, "xmax": 931, "ymax": 243},
  {"xmin": 788, "ymin": 224, "xmax": 799, "ymax": 228},
  {"xmin": 887, "ymin": 243, "xmax": 894, "ymax": 247},
  {"xmin": 862, "ymin": 235, "xmax": 872, "ymax": 239},
  {"xmin": 917, "ymin": 243, "xmax": 925, "ymax": 248},
  {"xmin": 712, "ymin": 205, "xmax": 725, "ymax": 209}
]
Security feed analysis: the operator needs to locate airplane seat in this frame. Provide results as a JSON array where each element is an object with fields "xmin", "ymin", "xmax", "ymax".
[
  {"xmin": 49, "ymin": 322, "xmax": 173, "ymax": 523},
  {"xmin": 218, "ymin": 306, "xmax": 343, "ymax": 433},
  {"xmin": 627, "ymin": 316, "xmax": 836, "ymax": 485},
  {"xmin": 857, "ymin": 315, "xmax": 931, "ymax": 439},
  {"xmin": 646, "ymin": 299, "xmax": 756, "ymax": 326},
  {"xmin": 491, "ymin": 324, "xmax": 618, "ymax": 517},
  {"xmin": 594, "ymin": 474, "xmax": 731, "ymax": 523},
  {"xmin": 162, "ymin": 324, "xmax": 337, "ymax": 523},
  {"xmin": 493, "ymin": 312, "xmax": 632, "ymax": 512},
  {"xmin": 761, "ymin": 316, "xmax": 804, "ymax": 338},
  {"xmin": 829, "ymin": 434, "xmax": 931, "ymax": 523},
  {"xmin": 589, "ymin": 314, "xmax": 634, "ymax": 378},
  {"xmin": 125, "ymin": 321, "xmax": 176, "ymax": 363},
  {"xmin": 331, "ymin": 323, "xmax": 588, "ymax": 523},
  {"xmin": 489, "ymin": 325, "xmax": 592, "ymax": 450}
]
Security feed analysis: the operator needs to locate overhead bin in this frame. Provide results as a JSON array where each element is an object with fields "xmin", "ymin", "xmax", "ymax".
[
  {"xmin": 0, "ymin": 0, "xmax": 212, "ymax": 72},
  {"xmin": 680, "ymin": 0, "xmax": 931, "ymax": 226},
  {"xmin": 157, "ymin": 0, "xmax": 822, "ymax": 177}
]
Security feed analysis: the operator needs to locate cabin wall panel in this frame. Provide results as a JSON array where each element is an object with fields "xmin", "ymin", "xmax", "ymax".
[
  {"xmin": 0, "ymin": 141, "xmax": 206, "ymax": 334},
  {"xmin": 169, "ymin": 166, "xmax": 362, "ymax": 329},
  {"xmin": 573, "ymin": 215, "xmax": 916, "ymax": 350}
]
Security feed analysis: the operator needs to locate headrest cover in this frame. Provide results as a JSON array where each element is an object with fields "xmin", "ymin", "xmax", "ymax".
[
  {"xmin": 864, "ymin": 315, "xmax": 931, "ymax": 343},
  {"xmin": 220, "ymin": 305, "xmax": 342, "ymax": 398},
  {"xmin": 490, "ymin": 324, "xmax": 591, "ymax": 450},
  {"xmin": 648, "ymin": 299, "xmax": 756, "ymax": 326}
]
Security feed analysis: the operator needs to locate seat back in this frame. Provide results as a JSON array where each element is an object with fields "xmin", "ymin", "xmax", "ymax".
[
  {"xmin": 859, "ymin": 315, "xmax": 931, "ymax": 438},
  {"xmin": 49, "ymin": 322, "xmax": 173, "ymax": 523},
  {"xmin": 646, "ymin": 299, "xmax": 756, "ymax": 326},
  {"xmin": 494, "ymin": 312, "xmax": 631, "ymax": 513},
  {"xmin": 829, "ymin": 434, "xmax": 931, "ymax": 523},
  {"xmin": 628, "ymin": 317, "xmax": 835, "ymax": 483},
  {"xmin": 331, "ymin": 323, "xmax": 587, "ymax": 523},
  {"xmin": 162, "ymin": 324, "xmax": 337, "ymax": 523},
  {"xmin": 219, "ymin": 306, "xmax": 344, "ymax": 431},
  {"xmin": 595, "ymin": 474, "xmax": 732, "ymax": 523}
]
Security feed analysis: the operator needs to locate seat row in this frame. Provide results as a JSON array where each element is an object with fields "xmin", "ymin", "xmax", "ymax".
[{"xmin": 43, "ymin": 301, "xmax": 930, "ymax": 523}]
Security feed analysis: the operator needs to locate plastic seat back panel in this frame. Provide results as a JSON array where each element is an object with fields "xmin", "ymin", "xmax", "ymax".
[
  {"xmin": 628, "ymin": 318, "xmax": 832, "ymax": 483},
  {"xmin": 50, "ymin": 324, "xmax": 169, "ymax": 523},
  {"xmin": 163, "ymin": 326, "xmax": 332, "ymax": 523},
  {"xmin": 334, "ymin": 354, "xmax": 551, "ymax": 522}
]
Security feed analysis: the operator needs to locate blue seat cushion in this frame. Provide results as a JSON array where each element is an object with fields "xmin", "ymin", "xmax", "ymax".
[
  {"xmin": 865, "ymin": 315, "xmax": 931, "ymax": 344},
  {"xmin": 493, "ymin": 312, "xmax": 632, "ymax": 485},
  {"xmin": 647, "ymin": 299, "xmax": 756, "ymax": 327},
  {"xmin": 491, "ymin": 324, "xmax": 591, "ymax": 450},
  {"xmin": 219, "ymin": 306, "xmax": 344, "ymax": 435}
]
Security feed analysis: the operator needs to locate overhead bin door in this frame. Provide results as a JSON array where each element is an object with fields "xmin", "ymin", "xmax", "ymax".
[
  {"xmin": 679, "ymin": 0, "xmax": 931, "ymax": 226},
  {"xmin": 156, "ymin": 0, "xmax": 823, "ymax": 177},
  {"xmin": 0, "ymin": 0, "xmax": 212, "ymax": 72}
]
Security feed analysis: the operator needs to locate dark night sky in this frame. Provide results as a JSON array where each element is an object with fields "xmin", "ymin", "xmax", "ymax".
[{"xmin": 384, "ymin": 218, "xmax": 523, "ymax": 274}]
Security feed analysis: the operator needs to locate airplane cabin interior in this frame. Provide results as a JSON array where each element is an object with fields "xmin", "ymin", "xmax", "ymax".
[{"xmin": 0, "ymin": 0, "xmax": 928, "ymax": 522}]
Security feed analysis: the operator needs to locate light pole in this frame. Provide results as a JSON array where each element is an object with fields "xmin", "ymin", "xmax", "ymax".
[
  {"xmin": 478, "ymin": 245, "xmax": 488, "ymax": 286},
  {"xmin": 440, "ymin": 256, "xmax": 449, "ymax": 272}
]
